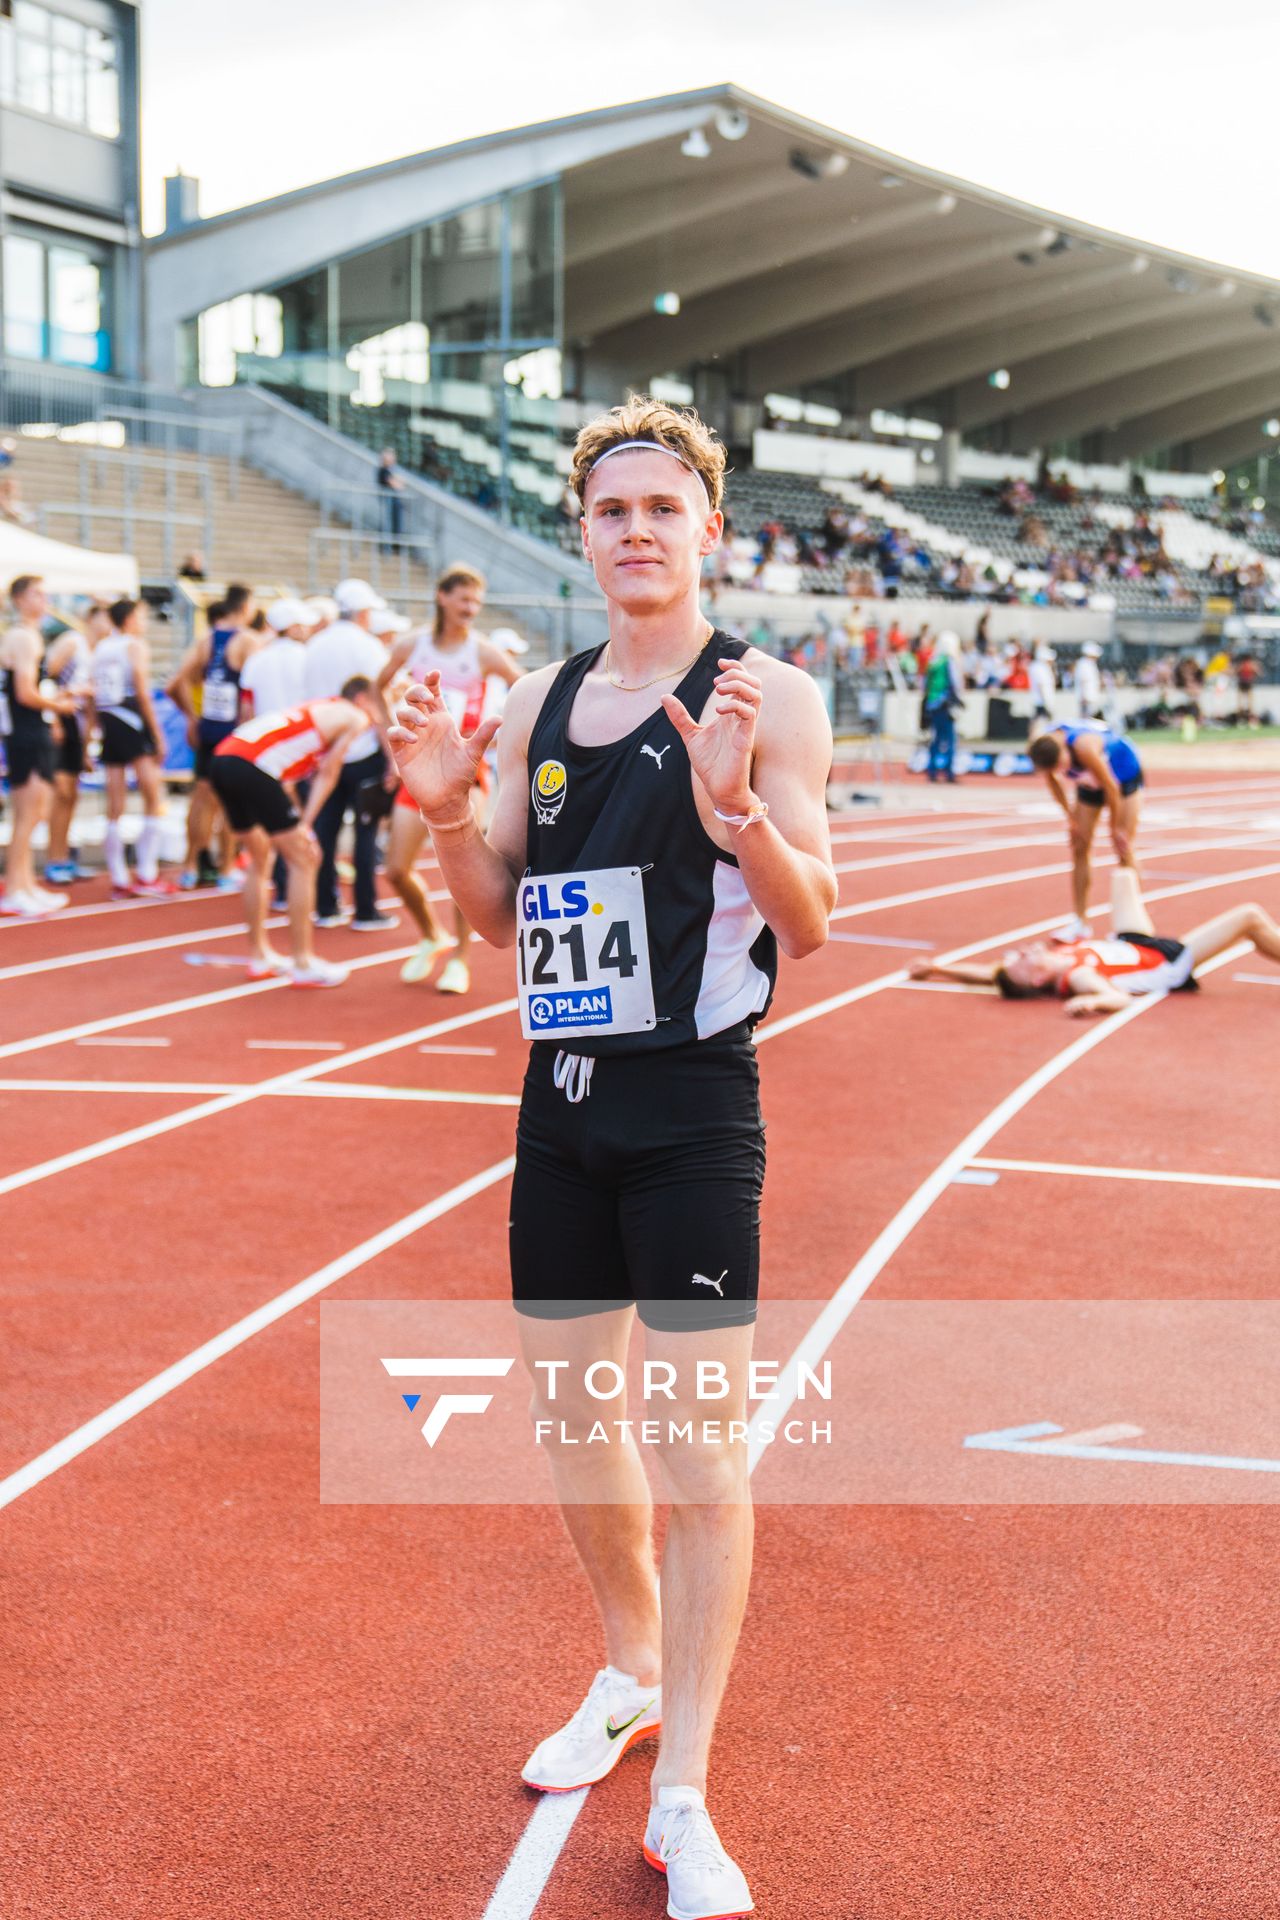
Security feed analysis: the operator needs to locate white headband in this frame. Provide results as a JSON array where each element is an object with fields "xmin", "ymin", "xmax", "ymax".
[{"xmin": 587, "ymin": 438, "xmax": 712, "ymax": 502}]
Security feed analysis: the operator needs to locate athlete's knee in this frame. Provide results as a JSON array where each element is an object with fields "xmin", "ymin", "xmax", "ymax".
[
  {"xmin": 527, "ymin": 1378, "xmax": 608, "ymax": 1446},
  {"xmin": 652, "ymin": 1418, "xmax": 750, "ymax": 1504}
]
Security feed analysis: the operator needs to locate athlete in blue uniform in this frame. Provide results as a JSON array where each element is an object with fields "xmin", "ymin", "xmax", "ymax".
[
  {"xmin": 1030, "ymin": 719, "xmax": 1144, "ymax": 938},
  {"xmin": 166, "ymin": 583, "xmax": 261, "ymax": 888},
  {"xmin": 389, "ymin": 400, "xmax": 836, "ymax": 1920}
]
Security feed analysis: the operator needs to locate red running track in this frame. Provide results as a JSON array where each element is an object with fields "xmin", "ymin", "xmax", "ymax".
[{"xmin": 3, "ymin": 769, "xmax": 1280, "ymax": 1918}]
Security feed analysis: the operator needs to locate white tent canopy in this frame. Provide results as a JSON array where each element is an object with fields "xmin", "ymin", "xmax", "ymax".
[{"xmin": 0, "ymin": 520, "xmax": 138, "ymax": 598}]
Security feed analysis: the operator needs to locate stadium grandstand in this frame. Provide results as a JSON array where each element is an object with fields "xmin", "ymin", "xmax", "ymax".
[{"xmin": 6, "ymin": 78, "xmax": 1280, "ymax": 688}]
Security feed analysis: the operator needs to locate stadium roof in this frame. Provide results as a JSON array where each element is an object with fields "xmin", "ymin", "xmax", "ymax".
[{"xmin": 148, "ymin": 86, "xmax": 1280, "ymax": 469}]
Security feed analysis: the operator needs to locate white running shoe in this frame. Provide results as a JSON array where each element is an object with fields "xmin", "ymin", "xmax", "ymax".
[
  {"xmin": 1051, "ymin": 915, "xmax": 1093, "ymax": 942},
  {"xmin": 30, "ymin": 884, "xmax": 69, "ymax": 911},
  {"xmin": 400, "ymin": 935, "xmax": 449, "ymax": 984},
  {"xmin": 643, "ymin": 1789, "xmax": 754, "ymax": 1920},
  {"xmin": 246, "ymin": 951, "xmax": 292, "ymax": 981},
  {"xmin": 0, "ymin": 888, "xmax": 60, "ymax": 917},
  {"xmin": 436, "ymin": 956, "xmax": 470, "ymax": 995},
  {"xmin": 521, "ymin": 1666, "xmax": 661, "ymax": 1792},
  {"xmin": 290, "ymin": 958, "xmax": 349, "ymax": 989}
]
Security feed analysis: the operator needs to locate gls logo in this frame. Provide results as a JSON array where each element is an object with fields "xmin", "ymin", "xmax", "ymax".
[{"xmin": 381, "ymin": 1356, "xmax": 514, "ymax": 1446}]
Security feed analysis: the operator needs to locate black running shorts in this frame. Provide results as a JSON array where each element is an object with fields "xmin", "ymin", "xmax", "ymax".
[
  {"xmin": 510, "ymin": 1030, "xmax": 765, "ymax": 1333},
  {"xmin": 55, "ymin": 710, "xmax": 85, "ymax": 778},
  {"xmin": 208, "ymin": 753, "xmax": 300, "ymax": 835},
  {"xmin": 99, "ymin": 709, "xmax": 157, "ymax": 766},
  {"xmin": 4, "ymin": 719, "xmax": 55, "ymax": 787}
]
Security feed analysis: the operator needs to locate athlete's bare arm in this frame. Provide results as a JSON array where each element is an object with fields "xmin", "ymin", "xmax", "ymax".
[
  {"xmin": 376, "ymin": 634, "xmax": 415, "ymax": 697},
  {"xmin": 10, "ymin": 629, "xmax": 73, "ymax": 714},
  {"xmin": 665, "ymin": 652, "xmax": 836, "ymax": 959},
  {"xmin": 907, "ymin": 957, "xmax": 999, "ymax": 985},
  {"xmin": 1044, "ymin": 768, "xmax": 1073, "ymax": 819},
  {"xmin": 129, "ymin": 639, "xmax": 162, "ymax": 741},
  {"xmin": 388, "ymin": 664, "xmax": 557, "ymax": 947},
  {"xmin": 165, "ymin": 634, "xmax": 208, "ymax": 716},
  {"xmin": 476, "ymin": 635, "xmax": 525, "ymax": 687}
]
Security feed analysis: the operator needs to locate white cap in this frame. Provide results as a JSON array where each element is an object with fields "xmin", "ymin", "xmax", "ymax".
[
  {"xmin": 305, "ymin": 596, "xmax": 338, "ymax": 626},
  {"xmin": 488, "ymin": 624, "xmax": 530, "ymax": 655},
  {"xmin": 1035, "ymin": 644, "xmax": 1056, "ymax": 661},
  {"xmin": 368, "ymin": 607, "xmax": 410, "ymax": 638},
  {"xmin": 266, "ymin": 597, "xmax": 312, "ymax": 632},
  {"xmin": 1081, "ymin": 642, "xmax": 1102, "ymax": 658},
  {"xmin": 333, "ymin": 577, "xmax": 385, "ymax": 615}
]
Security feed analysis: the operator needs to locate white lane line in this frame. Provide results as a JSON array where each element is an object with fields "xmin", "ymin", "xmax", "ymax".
[
  {"xmin": 245, "ymin": 1039, "xmax": 346, "ymax": 1052},
  {"xmin": 0, "ymin": 1156, "xmax": 516, "ymax": 1513},
  {"xmin": 894, "ymin": 981, "xmax": 998, "ymax": 995},
  {"xmin": 418, "ymin": 1044, "xmax": 498, "ymax": 1056},
  {"xmin": 0, "ymin": 942, "xmax": 423, "ymax": 1062},
  {"xmin": 1233, "ymin": 972, "xmax": 1280, "ymax": 987},
  {"xmin": 0, "ymin": 1077, "xmax": 521, "ymax": 1108},
  {"xmin": 483, "ymin": 1795, "xmax": 591, "ymax": 1920},
  {"xmin": 825, "ymin": 932, "xmax": 936, "ymax": 950},
  {"xmin": 746, "ymin": 935, "xmax": 1252, "ymax": 1473},
  {"xmin": 75, "ymin": 1036, "xmax": 171, "ymax": 1048},
  {"xmin": 830, "ymin": 830, "xmax": 1280, "ymax": 923},
  {"xmin": 0, "ymin": 997, "xmax": 519, "ymax": 1200},
  {"xmin": 970, "ymin": 1155, "xmax": 1280, "ymax": 1193},
  {"xmin": 0, "ymin": 917, "xmax": 290, "ymax": 983},
  {"xmin": 276, "ymin": 1083, "xmax": 520, "ymax": 1109}
]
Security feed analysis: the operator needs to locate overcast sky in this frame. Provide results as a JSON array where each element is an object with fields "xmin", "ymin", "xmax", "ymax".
[{"xmin": 140, "ymin": 0, "xmax": 1280, "ymax": 278}]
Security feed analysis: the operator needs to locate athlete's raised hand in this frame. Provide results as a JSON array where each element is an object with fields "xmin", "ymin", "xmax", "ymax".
[
  {"xmin": 662, "ymin": 658, "xmax": 762, "ymax": 811},
  {"xmin": 387, "ymin": 673, "xmax": 499, "ymax": 821}
]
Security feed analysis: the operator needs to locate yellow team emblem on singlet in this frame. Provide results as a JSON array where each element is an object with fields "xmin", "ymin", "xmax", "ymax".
[{"xmin": 532, "ymin": 758, "xmax": 567, "ymax": 826}]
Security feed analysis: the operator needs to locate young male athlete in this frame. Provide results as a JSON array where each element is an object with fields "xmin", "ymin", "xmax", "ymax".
[
  {"xmin": 209, "ymin": 679, "xmax": 381, "ymax": 988},
  {"xmin": 167, "ymin": 584, "xmax": 260, "ymax": 889},
  {"xmin": 377, "ymin": 563, "xmax": 522, "ymax": 991},
  {"xmin": 909, "ymin": 867, "xmax": 1280, "ymax": 1013},
  {"xmin": 1029, "ymin": 720, "xmax": 1144, "ymax": 940},
  {"xmin": 389, "ymin": 399, "xmax": 836, "ymax": 1920}
]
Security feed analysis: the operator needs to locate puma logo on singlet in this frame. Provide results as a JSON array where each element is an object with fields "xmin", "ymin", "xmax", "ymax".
[
  {"xmin": 692, "ymin": 1270, "xmax": 728, "ymax": 1296},
  {"xmin": 640, "ymin": 743, "xmax": 670, "ymax": 769}
]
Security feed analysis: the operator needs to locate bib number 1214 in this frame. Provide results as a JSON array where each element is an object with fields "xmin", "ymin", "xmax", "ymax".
[{"xmin": 517, "ymin": 867, "xmax": 656, "ymax": 1040}]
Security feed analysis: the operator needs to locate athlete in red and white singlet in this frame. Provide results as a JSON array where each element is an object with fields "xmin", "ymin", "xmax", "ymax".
[
  {"xmin": 209, "ymin": 686, "xmax": 379, "ymax": 989},
  {"xmin": 907, "ymin": 868, "xmax": 1280, "ymax": 1013},
  {"xmin": 376, "ymin": 565, "xmax": 523, "ymax": 993}
]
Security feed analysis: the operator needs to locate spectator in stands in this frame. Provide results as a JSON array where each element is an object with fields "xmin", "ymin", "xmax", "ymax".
[
  {"xmin": 303, "ymin": 578, "xmax": 394, "ymax": 930},
  {"xmin": 922, "ymin": 631, "xmax": 964, "ymax": 783},
  {"xmin": 179, "ymin": 551, "xmax": 207, "ymax": 582},
  {"xmin": 378, "ymin": 448, "xmax": 407, "ymax": 554},
  {"xmin": 1003, "ymin": 646, "xmax": 1031, "ymax": 691},
  {"xmin": 822, "ymin": 504, "xmax": 849, "ymax": 560},
  {"xmin": 1029, "ymin": 644, "xmax": 1056, "ymax": 722},
  {"xmin": 1236, "ymin": 651, "xmax": 1261, "ymax": 725}
]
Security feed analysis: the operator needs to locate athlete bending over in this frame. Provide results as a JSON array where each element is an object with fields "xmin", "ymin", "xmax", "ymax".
[
  {"xmin": 389, "ymin": 397, "xmax": 836, "ymax": 1920},
  {"xmin": 911, "ymin": 868, "xmax": 1280, "ymax": 1014}
]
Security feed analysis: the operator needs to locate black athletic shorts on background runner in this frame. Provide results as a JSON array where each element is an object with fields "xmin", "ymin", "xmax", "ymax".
[
  {"xmin": 1077, "ymin": 770, "xmax": 1144, "ymax": 806},
  {"xmin": 55, "ymin": 711, "xmax": 85, "ymax": 778},
  {"xmin": 4, "ymin": 720, "xmax": 55, "ymax": 787},
  {"xmin": 510, "ymin": 1028, "xmax": 765, "ymax": 1333},
  {"xmin": 208, "ymin": 754, "xmax": 300, "ymax": 835}
]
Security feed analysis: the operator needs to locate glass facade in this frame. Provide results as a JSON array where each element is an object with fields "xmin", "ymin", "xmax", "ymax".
[
  {"xmin": 3, "ymin": 227, "xmax": 111, "ymax": 369},
  {"xmin": 186, "ymin": 180, "xmax": 568, "ymax": 535},
  {"xmin": 0, "ymin": 2, "xmax": 121, "ymax": 139}
]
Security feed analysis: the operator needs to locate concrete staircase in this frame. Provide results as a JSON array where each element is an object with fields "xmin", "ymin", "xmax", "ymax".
[{"xmin": 6, "ymin": 430, "xmax": 437, "ymax": 607}]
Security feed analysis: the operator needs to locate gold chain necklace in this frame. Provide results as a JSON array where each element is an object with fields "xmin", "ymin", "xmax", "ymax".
[{"xmin": 602, "ymin": 626, "xmax": 712, "ymax": 693}]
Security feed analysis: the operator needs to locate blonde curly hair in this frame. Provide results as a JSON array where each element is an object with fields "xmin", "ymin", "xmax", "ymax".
[{"xmin": 570, "ymin": 396, "xmax": 727, "ymax": 513}]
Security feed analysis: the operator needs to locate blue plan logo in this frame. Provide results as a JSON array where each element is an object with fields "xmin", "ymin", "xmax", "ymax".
[{"xmin": 528, "ymin": 988, "xmax": 614, "ymax": 1030}]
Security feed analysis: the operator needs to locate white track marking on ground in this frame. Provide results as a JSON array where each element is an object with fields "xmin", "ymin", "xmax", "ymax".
[
  {"xmin": 74, "ymin": 1036, "xmax": 171, "ymax": 1048},
  {"xmin": 1233, "ymin": 972, "xmax": 1280, "ymax": 987},
  {"xmin": 970, "ymin": 1155, "xmax": 1280, "ymax": 1193},
  {"xmin": 0, "ymin": 942, "xmax": 425, "ymax": 1062},
  {"xmin": 418, "ymin": 1044, "xmax": 499, "ymax": 1055},
  {"xmin": 830, "ymin": 831, "xmax": 1280, "ymax": 922},
  {"xmin": 0, "ymin": 1156, "xmax": 516, "ymax": 1513},
  {"xmin": 0, "ymin": 997, "xmax": 519, "ymax": 1200},
  {"xmin": 894, "ymin": 981, "xmax": 998, "ymax": 995},
  {"xmin": 0, "ymin": 917, "xmax": 291, "ymax": 982},
  {"xmin": 482, "ymin": 1794, "xmax": 591, "ymax": 1920},
  {"xmin": 825, "ymin": 932, "xmax": 937, "ymax": 949},
  {"xmin": 0, "ymin": 1077, "xmax": 521, "ymax": 1108},
  {"xmin": 244, "ymin": 1039, "xmax": 346, "ymax": 1051},
  {"xmin": 481, "ymin": 851, "xmax": 1280, "ymax": 1920},
  {"xmin": 748, "ymin": 937, "xmax": 1251, "ymax": 1472}
]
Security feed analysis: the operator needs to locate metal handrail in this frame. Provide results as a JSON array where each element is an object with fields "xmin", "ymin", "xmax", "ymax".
[
  {"xmin": 38, "ymin": 499, "xmax": 211, "ymax": 581},
  {"xmin": 94, "ymin": 405, "xmax": 244, "ymax": 498}
]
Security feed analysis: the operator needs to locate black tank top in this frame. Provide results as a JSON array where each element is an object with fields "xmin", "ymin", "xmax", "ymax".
[
  {"xmin": 0, "ymin": 664, "xmax": 46, "ymax": 742},
  {"xmin": 523, "ymin": 631, "xmax": 777, "ymax": 1057}
]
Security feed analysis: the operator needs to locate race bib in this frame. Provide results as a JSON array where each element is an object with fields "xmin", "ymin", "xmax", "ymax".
[
  {"xmin": 0, "ymin": 686, "xmax": 10, "ymax": 735},
  {"xmin": 517, "ymin": 865, "xmax": 656, "ymax": 1040},
  {"xmin": 202, "ymin": 678, "xmax": 239, "ymax": 724},
  {"xmin": 95, "ymin": 663, "xmax": 126, "ymax": 706}
]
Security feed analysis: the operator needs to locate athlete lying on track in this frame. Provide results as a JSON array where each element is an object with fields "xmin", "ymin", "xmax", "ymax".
[{"xmin": 909, "ymin": 869, "xmax": 1280, "ymax": 1015}]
